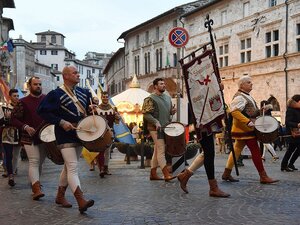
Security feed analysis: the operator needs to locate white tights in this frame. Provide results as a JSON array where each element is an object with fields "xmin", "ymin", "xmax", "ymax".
[
  {"xmin": 262, "ymin": 143, "xmax": 277, "ymax": 158},
  {"xmin": 24, "ymin": 144, "xmax": 46, "ymax": 185},
  {"xmin": 59, "ymin": 146, "xmax": 82, "ymax": 193},
  {"xmin": 188, "ymin": 152, "xmax": 205, "ymax": 172}
]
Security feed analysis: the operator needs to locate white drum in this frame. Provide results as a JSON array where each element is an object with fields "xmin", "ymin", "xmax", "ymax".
[
  {"xmin": 76, "ymin": 115, "xmax": 113, "ymax": 152},
  {"xmin": 254, "ymin": 115, "xmax": 279, "ymax": 143}
]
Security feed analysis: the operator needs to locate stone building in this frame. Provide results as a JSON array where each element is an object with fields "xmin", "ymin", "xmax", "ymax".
[
  {"xmin": 182, "ymin": 0, "xmax": 300, "ymax": 122},
  {"xmin": 30, "ymin": 30, "xmax": 102, "ymax": 92},
  {"xmin": 116, "ymin": 1, "xmax": 210, "ymax": 96},
  {"xmin": 64, "ymin": 58, "xmax": 102, "ymax": 92},
  {"xmin": 103, "ymin": 47, "xmax": 125, "ymax": 96},
  {"xmin": 12, "ymin": 37, "xmax": 56, "ymax": 94},
  {"xmin": 0, "ymin": 0, "xmax": 15, "ymax": 102}
]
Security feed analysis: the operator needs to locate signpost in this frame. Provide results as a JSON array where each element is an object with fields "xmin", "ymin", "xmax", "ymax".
[
  {"xmin": 168, "ymin": 27, "xmax": 189, "ymax": 122},
  {"xmin": 168, "ymin": 27, "xmax": 189, "ymax": 174}
]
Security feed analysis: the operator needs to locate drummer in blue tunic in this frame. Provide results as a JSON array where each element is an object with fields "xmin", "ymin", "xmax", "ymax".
[{"xmin": 38, "ymin": 65, "xmax": 94, "ymax": 213}]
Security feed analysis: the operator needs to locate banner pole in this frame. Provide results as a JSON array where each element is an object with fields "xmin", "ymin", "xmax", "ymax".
[
  {"xmin": 176, "ymin": 47, "xmax": 181, "ymax": 122},
  {"xmin": 204, "ymin": 14, "xmax": 239, "ymax": 176}
]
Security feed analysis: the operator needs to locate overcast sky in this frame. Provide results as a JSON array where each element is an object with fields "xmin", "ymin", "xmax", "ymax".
[{"xmin": 4, "ymin": 0, "xmax": 193, "ymax": 60}]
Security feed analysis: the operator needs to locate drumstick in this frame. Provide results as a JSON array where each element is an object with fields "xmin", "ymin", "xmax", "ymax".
[
  {"xmin": 163, "ymin": 126, "xmax": 176, "ymax": 129},
  {"xmin": 90, "ymin": 98, "xmax": 97, "ymax": 128},
  {"xmin": 255, "ymin": 124, "xmax": 272, "ymax": 126},
  {"xmin": 75, "ymin": 127, "xmax": 95, "ymax": 133}
]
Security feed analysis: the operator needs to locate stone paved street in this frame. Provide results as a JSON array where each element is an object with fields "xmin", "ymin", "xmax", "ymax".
[{"xmin": 0, "ymin": 147, "xmax": 299, "ymax": 225}]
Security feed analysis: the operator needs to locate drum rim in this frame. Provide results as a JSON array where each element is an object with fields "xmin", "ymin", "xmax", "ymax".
[
  {"xmin": 254, "ymin": 115, "xmax": 279, "ymax": 132},
  {"xmin": 76, "ymin": 115, "xmax": 108, "ymax": 142},
  {"xmin": 164, "ymin": 121, "xmax": 185, "ymax": 136}
]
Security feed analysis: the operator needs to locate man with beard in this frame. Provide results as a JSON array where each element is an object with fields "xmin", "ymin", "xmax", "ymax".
[
  {"xmin": 142, "ymin": 78, "xmax": 176, "ymax": 181},
  {"xmin": 11, "ymin": 77, "xmax": 47, "ymax": 200}
]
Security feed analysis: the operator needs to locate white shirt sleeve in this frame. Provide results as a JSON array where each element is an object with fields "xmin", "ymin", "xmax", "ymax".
[{"xmin": 230, "ymin": 96, "xmax": 247, "ymax": 112}]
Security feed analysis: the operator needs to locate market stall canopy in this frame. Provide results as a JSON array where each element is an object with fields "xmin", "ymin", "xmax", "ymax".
[{"xmin": 111, "ymin": 75, "xmax": 150, "ymax": 112}]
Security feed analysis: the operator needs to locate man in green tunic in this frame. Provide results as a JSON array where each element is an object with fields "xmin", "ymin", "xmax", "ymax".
[{"xmin": 142, "ymin": 78, "xmax": 176, "ymax": 181}]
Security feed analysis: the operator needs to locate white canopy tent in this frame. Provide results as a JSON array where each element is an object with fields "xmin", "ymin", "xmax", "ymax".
[{"xmin": 111, "ymin": 75, "xmax": 150, "ymax": 125}]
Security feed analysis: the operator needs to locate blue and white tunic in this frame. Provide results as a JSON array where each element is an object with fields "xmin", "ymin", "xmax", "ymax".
[{"xmin": 37, "ymin": 86, "xmax": 92, "ymax": 145}]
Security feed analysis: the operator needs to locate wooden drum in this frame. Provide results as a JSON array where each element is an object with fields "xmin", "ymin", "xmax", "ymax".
[
  {"xmin": 164, "ymin": 122, "xmax": 186, "ymax": 157},
  {"xmin": 76, "ymin": 115, "xmax": 113, "ymax": 152}
]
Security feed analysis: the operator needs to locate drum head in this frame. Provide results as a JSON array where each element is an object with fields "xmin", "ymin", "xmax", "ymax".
[
  {"xmin": 255, "ymin": 116, "xmax": 278, "ymax": 133},
  {"xmin": 164, "ymin": 122, "xmax": 185, "ymax": 136},
  {"xmin": 40, "ymin": 124, "xmax": 55, "ymax": 143},
  {"xmin": 77, "ymin": 115, "xmax": 107, "ymax": 142}
]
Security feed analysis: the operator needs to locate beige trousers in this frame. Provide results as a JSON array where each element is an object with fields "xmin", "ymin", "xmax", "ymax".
[{"xmin": 150, "ymin": 131, "xmax": 167, "ymax": 169}]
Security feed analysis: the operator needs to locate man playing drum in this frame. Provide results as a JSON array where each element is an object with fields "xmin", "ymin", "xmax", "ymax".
[
  {"xmin": 11, "ymin": 77, "xmax": 47, "ymax": 200},
  {"xmin": 142, "ymin": 78, "xmax": 176, "ymax": 181},
  {"xmin": 221, "ymin": 76, "xmax": 279, "ymax": 184},
  {"xmin": 37, "ymin": 66, "xmax": 94, "ymax": 213},
  {"xmin": 94, "ymin": 91, "xmax": 119, "ymax": 178}
]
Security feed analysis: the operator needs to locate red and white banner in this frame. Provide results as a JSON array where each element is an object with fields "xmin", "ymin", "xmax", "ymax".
[{"xmin": 181, "ymin": 50, "xmax": 224, "ymax": 138}]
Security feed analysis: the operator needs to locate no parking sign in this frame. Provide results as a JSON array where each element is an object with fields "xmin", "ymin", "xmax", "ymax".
[{"xmin": 168, "ymin": 27, "xmax": 189, "ymax": 48}]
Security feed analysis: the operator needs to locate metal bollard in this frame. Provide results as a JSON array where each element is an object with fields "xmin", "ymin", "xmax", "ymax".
[{"xmin": 126, "ymin": 144, "xmax": 131, "ymax": 164}]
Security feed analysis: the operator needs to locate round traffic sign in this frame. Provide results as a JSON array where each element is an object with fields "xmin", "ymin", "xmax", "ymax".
[{"xmin": 168, "ymin": 27, "xmax": 189, "ymax": 48}]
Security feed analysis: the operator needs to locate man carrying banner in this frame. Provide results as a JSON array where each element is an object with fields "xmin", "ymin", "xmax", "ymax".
[
  {"xmin": 178, "ymin": 50, "xmax": 230, "ymax": 197},
  {"xmin": 94, "ymin": 91, "xmax": 120, "ymax": 178},
  {"xmin": 142, "ymin": 78, "xmax": 176, "ymax": 182},
  {"xmin": 221, "ymin": 76, "xmax": 278, "ymax": 184}
]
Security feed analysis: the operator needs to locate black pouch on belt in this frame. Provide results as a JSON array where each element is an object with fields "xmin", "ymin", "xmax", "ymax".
[{"xmin": 157, "ymin": 128, "xmax": 165, "ymax": 139}]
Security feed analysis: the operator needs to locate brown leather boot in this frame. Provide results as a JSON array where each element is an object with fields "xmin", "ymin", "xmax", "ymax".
[
  {"xmin": 74, "ymin": 186, "xmax": 94, "ymax": 213},
  {"xmin": 259, "ymin": 170, "xmax": 279, "ymax": 184},
  {"xmin": 162, "ymin": 166, "xmax": 176, "ymax": 182},
  {"xmin": 222, "ymin": 168, "xmax": 239, "ymax": 182},
  {"xmin": 32, "ymin": 181, "xmax": 45, "ymax": 200},
  {"xmin": 55, "ymin": 186, "xmax": 72, "ymax": 208},
  {"xmin": 208, "ymin": 179, "xmax": 230, "ymax": 197},
  {"xmin": 177, "ymin": 169, "xmax": 193, "ymax": 193},
  {"xmin": 149, "ymin": 167, "xmax": 163, "ymax": 180}
]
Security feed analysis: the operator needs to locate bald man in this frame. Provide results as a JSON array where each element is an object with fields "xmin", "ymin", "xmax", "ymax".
[{"xmin": 38, "ymin": 66, "xmax": 94, "ymax": 213}]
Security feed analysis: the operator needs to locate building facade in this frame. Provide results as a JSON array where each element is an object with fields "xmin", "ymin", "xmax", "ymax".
[
  {"xmin": 34, "ymin": 30, "xmax": 76, "ymax": 72},
  {"xmin": 182, "ymin": 0, "xmax": 300, "ymax": 122},
  {"xmin": 12, "ymin": 37, "xmax": 56, "ymax": 94},
  {"xmin": 103, "ymin": 47, "xmax": 125, "ymax": 96},
  {"xmin": 116, "ymin": 1, "xmax": 210, "ymax": 97},
  {"xmin": 0, "ymin": 0, "xmax": 15, "ymax": 102},
  {"xmin": 64, "ymin": 58, "xmax": 102, "ymax": 93}
]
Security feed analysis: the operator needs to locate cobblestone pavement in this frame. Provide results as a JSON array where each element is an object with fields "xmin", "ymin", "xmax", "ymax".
[{"xmin": 0, "ymin": 147, "xmax": 299, "ymax": 225}]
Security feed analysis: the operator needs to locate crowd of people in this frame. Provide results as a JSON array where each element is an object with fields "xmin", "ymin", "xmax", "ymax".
[{"xmin": 0, "ymin": 73, "xmax": 299, "ymax": 214}]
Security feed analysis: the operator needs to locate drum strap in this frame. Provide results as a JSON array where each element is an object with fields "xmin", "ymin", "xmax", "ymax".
[{"xmin": 60, "ymin": 85, "xmax": 87, "ymax": 116}]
